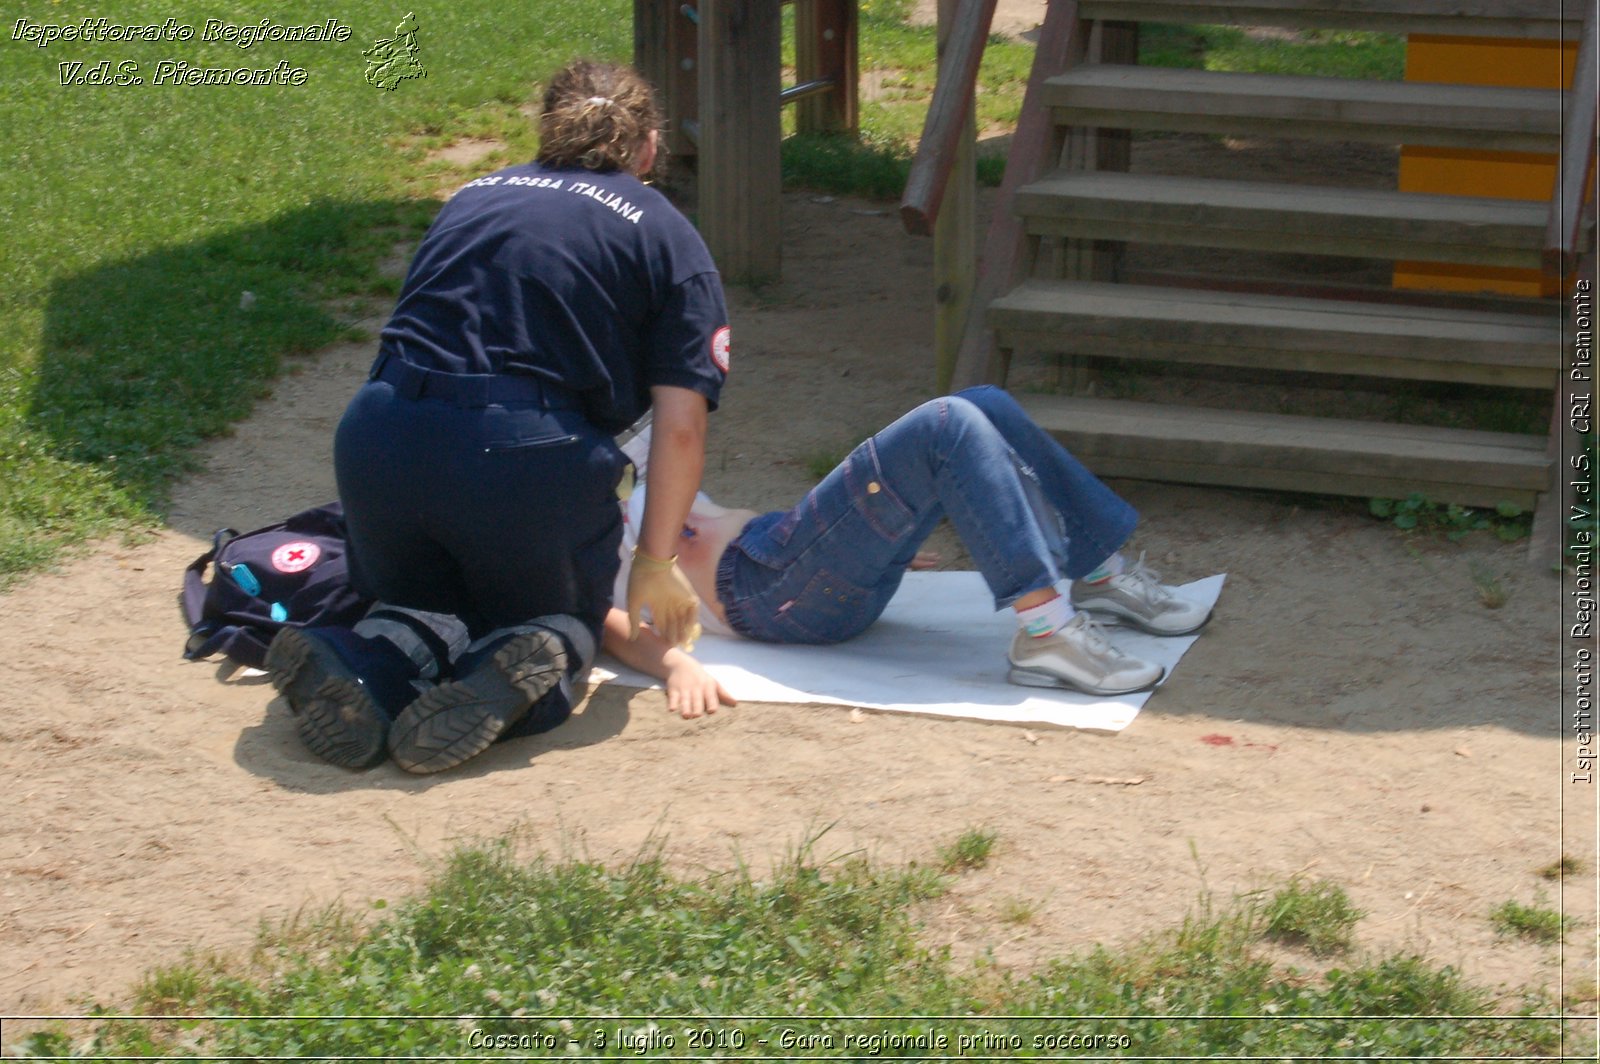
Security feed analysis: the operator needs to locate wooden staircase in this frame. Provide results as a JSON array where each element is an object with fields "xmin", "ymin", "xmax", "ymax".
[{"xmin": 913, "ymin": 0, "xmax": 1594, "ymax": 525}]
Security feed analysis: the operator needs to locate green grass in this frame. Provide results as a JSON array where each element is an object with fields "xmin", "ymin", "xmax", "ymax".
[
  {"xmin": 782, "ymin": 133, "xmax": 917, "ymax": 201},
  {"xmin": 0, "ymin": 1, "xmax": 633, "ymax": 588},
  {"xmin": 0, "ymin": 2, "xmax": 1422, "ymax": 587},
  {"xmin": 1255, "ymin": 877, "xmax": 1364, "ymax": 956},
  {"xmin": 778, "ymin": 0, "xmax": 1027, "ymax": 199},
  {"xmin": 0, "ymin": 5, "xmax": 1498, "ymax": 587},
  {"xmin": 1490, "ymin": 896, "xmax": 1569, "ymax": 945},
  {"xmin": 831, "ymin": 0, "xmax": 1035, "ymax": 146},
  {"xmin": 938, "ymin": 826, "xmax": 998, "ymax": 872},
  {"xmin": 1538, "ymin": 855, "xmax": 1583, "ymax": 880},
  {"xmin": 1140, "ymin": 23, "xmax": 1407, "ymax": 80},
  {"xmin": 13, "ymin": 840, "xmax": 1568, "ymax": 1059}
]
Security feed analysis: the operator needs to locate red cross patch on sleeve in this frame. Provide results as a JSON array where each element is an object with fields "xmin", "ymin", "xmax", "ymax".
[{"xmin": 710, "ymin": 326, "xmax": 731, "ymax": 374}]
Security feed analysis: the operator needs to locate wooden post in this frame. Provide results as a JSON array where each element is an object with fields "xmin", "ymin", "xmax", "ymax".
[
  {"xmin": 635, "ymin": 0, "xmax": 701, "ymax": 159},
  {"xmin": 949, "ymin": 0, "xmax": 1088, "ymax": 390},
  {"xmin": 933, "ymin": 0, "xmax": 977, "ymax": 393},
  {"xmin": 697, "ymin": 0, "xmax": 783, "ymax": 285},
  {"xmin": 795, "ymin": 0, "xmax": 859, "ymax": 135}
]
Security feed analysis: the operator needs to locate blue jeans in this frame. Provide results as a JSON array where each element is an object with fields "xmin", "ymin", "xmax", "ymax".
[{"xmin": 717, "ymin": 386, "xmax": 1138, "ymax": 644}]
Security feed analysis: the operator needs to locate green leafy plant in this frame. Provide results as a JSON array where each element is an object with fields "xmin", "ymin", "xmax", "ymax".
[{"xmin": 1369, "ymin": 493, "xmax": 1531, "ymax": 542}]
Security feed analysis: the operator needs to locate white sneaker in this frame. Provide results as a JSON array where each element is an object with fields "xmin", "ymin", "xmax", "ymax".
[
  {"xmin": 1072, "ymin": 553, "xmax": 1211, "ymax": 636},
  {"xmin": 1007, "ymin": 612, "xmax": 1163, "ymax": 696}
]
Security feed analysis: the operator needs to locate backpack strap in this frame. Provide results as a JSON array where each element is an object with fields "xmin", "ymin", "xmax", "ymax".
[
  {"xmin": 182, "ymin": 528, "xmax": 264, "ymax": 664},
  {"xmin": 184, "ymin": 624, "xmax": 274, "ymax": 669}
]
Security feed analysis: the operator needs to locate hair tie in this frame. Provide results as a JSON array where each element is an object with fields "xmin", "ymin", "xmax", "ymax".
[{"xmin": 585, "ymin": 95, "xmax": 613, "ymax": 106}]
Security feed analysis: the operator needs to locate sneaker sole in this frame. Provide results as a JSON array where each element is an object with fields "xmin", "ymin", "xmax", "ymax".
[
  {"xmin": 1075, "ymin": 604, "xmax": 1213, "ymax": 637},
  {"xmin": 387, "ymin": 629, "xmax": 567, "ymax": 775},
  {"xmin": 1007, "ymin": 662, "xmax": 1164, "ymax": 697},
  {"xmin": 265, "ymin": 628, "xmax": 389, "ymax": 770}
]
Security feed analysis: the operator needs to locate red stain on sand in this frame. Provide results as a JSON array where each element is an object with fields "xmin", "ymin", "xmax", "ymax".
[{"xmin": 1199, "ymin": 733, "xmax": 1280, "ymax": 754}]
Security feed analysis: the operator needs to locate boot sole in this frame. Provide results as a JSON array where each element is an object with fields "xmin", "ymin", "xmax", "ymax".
[
  {"xmin": 388, "ymin": 629, "xmax": 567, "ymax": 775},
  {"xmin": 265, "ymin": 628, "xmax": 390, "ymax": 769},
  {"xmin": 1007, "ymin": 663, "xmax": 1164, "ymax": 697}
]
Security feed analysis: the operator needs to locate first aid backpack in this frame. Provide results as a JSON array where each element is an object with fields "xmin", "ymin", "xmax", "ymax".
[{"xmin": 181, "ymin": 502, "xmax": 373, "ymax": 670}]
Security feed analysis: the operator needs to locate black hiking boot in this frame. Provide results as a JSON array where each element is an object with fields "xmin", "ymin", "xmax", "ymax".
[
  {"xmin": 265, "ymin": 627, "xmax": 416, "ymax": 770},
  {"xmin": 386, "ymin": 628, "xmax": 568, "ymax": 775}
]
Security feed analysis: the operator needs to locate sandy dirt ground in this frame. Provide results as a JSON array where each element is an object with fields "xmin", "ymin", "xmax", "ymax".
[
  {"xmin": 2, "ymin": 187, "xmax": 1593, "ymax": 1031},
  {"xmin": 1, "ymin": 8, "xmax": 1595, "ymax": 1036}
]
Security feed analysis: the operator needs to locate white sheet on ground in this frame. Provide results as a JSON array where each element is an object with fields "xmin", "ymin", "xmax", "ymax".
[{"xmin": 590, "ymin": 572, "xmax": 1226, "ymax": 732}]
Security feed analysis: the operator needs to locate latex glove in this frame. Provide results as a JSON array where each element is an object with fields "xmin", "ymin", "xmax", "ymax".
[{"xmin": 627, "ymin": 548, "xmax": 703, "ymax": 650}]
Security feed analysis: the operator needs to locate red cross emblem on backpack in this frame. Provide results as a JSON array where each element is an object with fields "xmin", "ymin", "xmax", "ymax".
[{"xmin": 271, "ymin": 541, "xmax": 321, "ymax": 574}]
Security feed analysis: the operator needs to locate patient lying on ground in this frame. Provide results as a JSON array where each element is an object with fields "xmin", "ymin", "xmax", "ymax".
[{"xmin": 603, "ymin": 387, "xmax": 1212, "ymax": 719}]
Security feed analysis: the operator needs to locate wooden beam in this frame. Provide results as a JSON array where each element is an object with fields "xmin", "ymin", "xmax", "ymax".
[
  {"xmin": 948, "ymin": 0, "xmax": 1088, "ymax": 390},
  {"xmin": 794, "ymin": 0, "xmax": 858, "ymax": 134},
  {"xmin": 932, "ymin": 0, "xmax": 978, "ymax": 392},
  {"xmin": 899, "ymin": 0, "xmax": 998, "ymax": 236},
  {"xmin": 1044, "ymin": 66, "xmax": 1564, "ymax": 152},
  {"xmin": 1543, "ymin": 6, "xmax": 1597, "ymax": 276},
  {"xmin": 989, "ymin": 278, "xmax": 1562, "ymax": 387},
  {"xmin": 1016, "ymin": 172, "xmax": 1551, "ymax": 269},
  {"xmin": 1077, "ymin": 0, "xmax": 1578, "ymax": 40},
  {"xmin": 635, "ymin": 0, "xmax": 700, "ymax": 160},
  {"xmin": 697, "ymin": 0, "xmax": 783, "ymax": 285},
  {"xmin": 1018, "ymin": 393, "xmax": 1551, "ymax": 507}
]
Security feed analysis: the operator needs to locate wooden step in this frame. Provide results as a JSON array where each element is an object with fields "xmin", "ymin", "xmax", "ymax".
[
  {"xmin": 1043, "ymin": 65, "xmax": 1562, "ymax": 152},
  {"xmin": 1078, "ymin": 0, "xmax": 1579, "ymax": 40},
  {"xmin": 1014, "ymin": 171, "xmax": 1550, "ymax": 269},
  {"xmin": 988, "ymin": 279, "xmax": 1561, "ymax": 388},
  {"xmin": 1017, "ymin": 393, "xmax": 1550, "ymax": 509}
]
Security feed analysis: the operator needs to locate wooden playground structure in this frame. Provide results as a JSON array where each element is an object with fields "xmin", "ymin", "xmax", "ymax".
[
  {"xmin": 633, "ymin": 0, "xmax": 1596, "ymax": 558},
  {"xmin": 633, "ymin": 0, "xmax": 859, "ymax": 285}
]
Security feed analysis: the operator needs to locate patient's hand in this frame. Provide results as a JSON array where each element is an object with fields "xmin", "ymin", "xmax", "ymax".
[
  {"xmin": 602, "ymin": 606, "xmax": 736, "ymax": 719},
  {"xmin": 666, "ymin": 658, "xmax": 737, "ymax": 719}
]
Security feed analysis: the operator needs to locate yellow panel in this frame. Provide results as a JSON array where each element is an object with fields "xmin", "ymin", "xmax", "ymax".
[
  {"xmin": 1404, "ymin": 35, "xmax": 1577, "ymax": 89},
  {"xmin": 1393, "ymin": 260, "xmax": 1554, "ymax": 298},
  {"xmin": 1398, "ymin": 146, "xmax": 1557, "ymax": 201},
  {"xmin": 1394, "ymin": 35, "xmax": 1575, "ymax": 295}
]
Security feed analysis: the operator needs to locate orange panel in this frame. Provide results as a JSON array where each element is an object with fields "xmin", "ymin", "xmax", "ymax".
[
  {"xmin": 1394, "ymin": 35, "xmax": 1575, "ymax": 296},
  {"xmin": 1404, "ymin": 34, "xmax": 1577, "ymax": 89}
]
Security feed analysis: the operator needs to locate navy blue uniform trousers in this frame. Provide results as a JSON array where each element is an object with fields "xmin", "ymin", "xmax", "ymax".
[{"xmin": 334, "ymin": 361, "xmax": 629, "ymax": 656}]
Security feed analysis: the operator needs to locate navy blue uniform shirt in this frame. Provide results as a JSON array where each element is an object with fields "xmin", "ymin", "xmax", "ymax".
[{"xmin": 381, "ymin": 161, "xmax": 729, "ymax": 433}]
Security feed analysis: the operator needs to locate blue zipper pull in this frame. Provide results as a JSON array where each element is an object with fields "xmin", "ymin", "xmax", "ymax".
[{"xmin": 229, "ymin": 563, "xmax": 261, "ymax": 596}]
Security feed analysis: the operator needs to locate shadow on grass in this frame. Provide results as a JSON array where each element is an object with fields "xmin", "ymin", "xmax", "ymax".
[{"xmin": 29, "ymin": 196, "xmax": 429, "ymax": 513}]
